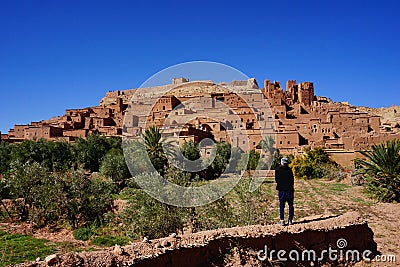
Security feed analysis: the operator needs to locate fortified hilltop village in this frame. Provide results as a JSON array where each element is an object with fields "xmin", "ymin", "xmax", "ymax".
[{"xmin": 2, "ymin": 78, "xmax": 400, "ymax": 167}]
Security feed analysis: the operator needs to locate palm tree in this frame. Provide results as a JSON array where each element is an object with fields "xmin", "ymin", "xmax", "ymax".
[
  {"xmin": 257, "ymin": 136, "xmax": 276, "ymax": 169},
  {"xmin": 257, "ymin": 136, "xmax": 275, "ymax": 155},
  {"xmin": 354, "ymin": 139, "xmax": 400, "ymax": 202},
  {"xmin": 143, "ymin": 126, "xmax": 165, "ymax": 160},
  {"xmin": 142, "ymin": 126, "xmax": 177, "ymax": 175},
  {"xmin": 124, "ymin": 126, "xmax": 172, "ymax": 176}
]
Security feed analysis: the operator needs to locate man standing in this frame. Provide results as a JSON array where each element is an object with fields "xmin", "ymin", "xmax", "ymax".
[{"xmin": 275, "ymin": 157, "xmax": 294, "ymax": 225}]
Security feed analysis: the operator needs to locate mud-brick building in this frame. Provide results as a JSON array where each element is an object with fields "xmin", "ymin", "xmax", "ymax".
[{"xmin": 3, "ymin": 77, "xmax": 400, "ymax": 167}]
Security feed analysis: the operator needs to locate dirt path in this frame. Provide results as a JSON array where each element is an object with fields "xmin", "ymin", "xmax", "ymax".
[{"xmin": 354, "ymin": 203, "xmax": 400, "ymax": 266}]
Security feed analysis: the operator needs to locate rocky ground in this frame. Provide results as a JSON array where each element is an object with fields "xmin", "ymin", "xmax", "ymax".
[{"xmin": 357, "ymin": 105, "xmax": 400, "ymax": 127}]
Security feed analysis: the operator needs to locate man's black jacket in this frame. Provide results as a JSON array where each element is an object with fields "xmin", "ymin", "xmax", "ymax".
[{"xmin": 275, "ymin": 165, "xmax": 294, "ymax": 191}]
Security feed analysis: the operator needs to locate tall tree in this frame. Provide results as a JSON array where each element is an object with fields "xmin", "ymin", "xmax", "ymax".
[
  {"xmin": 0, "ymin": 142, "xmax": 11, "ymax": 174},
  {"xmin": 74, "ymin": 134, "xmax": 112, "ymax": 172},
  {"xmin": 181, "ymin": 140, "xmax": 200, "ymax": 161}
]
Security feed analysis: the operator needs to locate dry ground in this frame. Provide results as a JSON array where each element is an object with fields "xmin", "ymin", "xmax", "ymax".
[{"xmin": 1, "ymin": 178, "xmax": 399, "ymax": 266}]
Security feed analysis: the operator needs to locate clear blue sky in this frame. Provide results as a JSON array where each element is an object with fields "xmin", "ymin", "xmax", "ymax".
[{"xmin": 1, "ymin": 0, "xmax": 399, "ymax": 133}]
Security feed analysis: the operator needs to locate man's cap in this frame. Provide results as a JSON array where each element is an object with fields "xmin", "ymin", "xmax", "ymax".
[{"xmin": 281, "ymin": 157, "xmax": 288, "ymax": 165}]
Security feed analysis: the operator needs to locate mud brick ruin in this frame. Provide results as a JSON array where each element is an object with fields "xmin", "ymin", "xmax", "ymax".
[{"xmin": 2, "ymin": 78, "xmax": 399, "ymax": 167}]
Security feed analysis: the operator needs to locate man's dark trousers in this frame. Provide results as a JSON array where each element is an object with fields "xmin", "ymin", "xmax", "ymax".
[{"xmin": 278, "ymin": 191, "xmax": 294, "ymax": 221}]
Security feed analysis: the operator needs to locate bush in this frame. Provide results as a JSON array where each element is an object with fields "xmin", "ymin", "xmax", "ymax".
[
  {"xmin": 121, "ymin": 183, "xmax": 188, "ymax": 239},
  {"xmin": 163, "ymin": 165, "xmax": 191, "ymax": 186},
  {"xmin": 63, "ymin": 172, "xmax": 116, "ymax": 228},
  {"xmin": 204, "ymin": 142, "xmax": 235, "ymax": 178},
  {"xmin": 92, "ymin": 235, "xmax": 129, "ymax": 247},
  {"xmin": 7, "ymin": 161, "xmax": 65, "ymax": 225},
  {"xmin": 229, "ymin": 176, "xmax": 269, "ymax": 225},
  {"xmin": 291, "ymin": 147, "xmax": 332, "ymax": 179},
  {"xmin": 73, "ymin": 227, "xmax": 94, "ymax": 241},
  {"xmin": 8, "ymin": 139, "xmax": 75, "ymax": 172},
  {"xmin": 0, "ymin": 136, "xmax": 122, "ymax": 175},
  {"xmin": 189, "ymin": 176, "xmax": 270, "ymax": 231},
  {"xmin": 236, "ymin": 149, "xmax": 262, "ymax": 171},
  {"xmin": 99, "ymin": 148, "xmax": 130, "ymax": 185},
  {"xmin": 6, "ymin": 162, "xmax": 115, "ymax": 228},
  {"xmin": 192, "ymin": 198, "xmax": 233, "ymax": 232},
  {"xmin": 354, "ymin": 139, "xmax": 400, "ymax": 202},
  {"xmin": 180, "ymin": 140, "xmax": 200, "ymax": 161},
  {"xmin": 319, "ymin": 163, "xmax": 346, "ymax": 181},
  {"xmin": 74, "ymin": 134, "xmax": 115, "ymax": 172}
]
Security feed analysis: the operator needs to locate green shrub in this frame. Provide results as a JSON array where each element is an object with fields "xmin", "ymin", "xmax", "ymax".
[
  {"xmin": 63, "ymin": 173, "xmax": 116, "ymax": 228},
  {"xmin": 163, "ymin": 165, "xmax": 191, "ymax": 186},
  {"xmin": 181, "ymin": 140, "xmax": 200, "ymax": 161},
  {"xmin": 236, "ymin": 149, "xmax": 264, "ymax": 172},
  {"xmin": 192, "ymin": 198, "xmax": 234, "ymax": 231},
  {"xmin": 229, "ymin": 176, "xmax": 269, "ymax": 225},
  {"xmin": 204, "ymin": 142, "xmax": 237, "ymax": 178},
  {"xmin": 99, "ymin": 148, "xmax": 130, "ymax": 184},
  {"xmin": 1, "ymin": 136, "xmax": 122, "ymax": 175},
  {"xmin": 7, "ymin": 161, "xmax": 65, "ymax": 225},
  {"xmin": 319, "ymin": 163, "xmax": 346, "ymax": 181},
  {"xmin": 6, "ymin": 162, "xmax": 115, "ymax": 228},
  {"xmin": 73, "ymin": 227, "xmax": 94, "ymax": 241},
  {"xmin": 92, "ymin": 235, "xmax": 129, "ymax": 247},
  {"xmin": 74, "ymin": 134, "xmax": 115, "ymax": 172},
  {"xmin": 121, "ymin": 180, "xmax": 188, "ymax": 239},
  {"xmin": 354, "ymin": 139, "xmax": 400, "ymax": 202},
  {"xmin": 291, "ymin": 147, "xmax": 332, "ymax": 179}
]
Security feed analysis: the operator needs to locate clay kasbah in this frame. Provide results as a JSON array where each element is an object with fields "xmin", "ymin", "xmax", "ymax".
[{"xmin": 2, "ymin": 77, "xmax": 399, "ymax": 168}]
